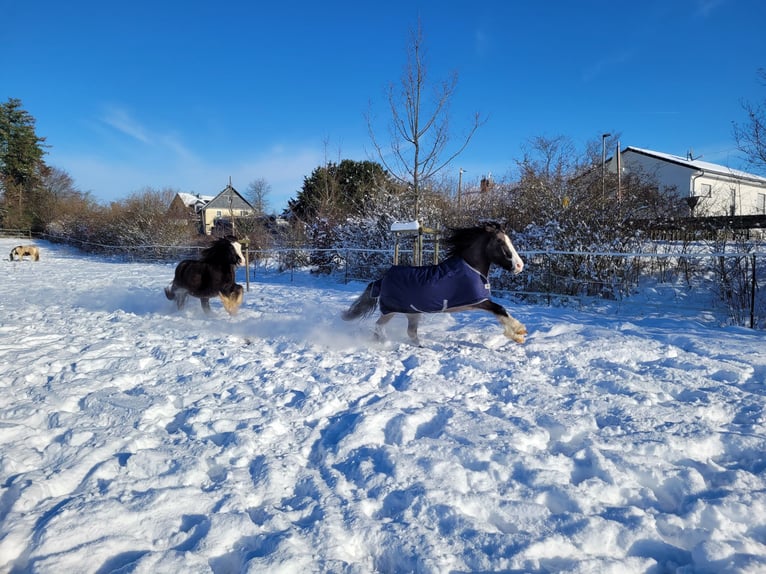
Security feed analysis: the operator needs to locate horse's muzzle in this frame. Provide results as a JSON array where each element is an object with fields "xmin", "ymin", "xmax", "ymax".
[{"xmin": 507, "ymin": 257, "xmax": 524, "ymax": 274}]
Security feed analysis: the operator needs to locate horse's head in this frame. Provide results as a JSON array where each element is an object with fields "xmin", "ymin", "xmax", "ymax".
[
  {"xmin": 485, "ymin": 223, "xmax": 524, "ymax": 275},
  {"xmin": 226, "ymin": 236, "xmax": 245, "ymax": 266},
  {"xmin": 202, "ymin": 236, "xmax": 245, "ymax": 266},
  {"xmin": 446, "ymin": 223, "xmax": 524, "ymax": 275}
]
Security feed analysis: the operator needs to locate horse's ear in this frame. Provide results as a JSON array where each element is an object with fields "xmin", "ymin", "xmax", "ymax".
[{"xmin": 484, "ymin": 221, "xmax": 501, "ymax": 233}]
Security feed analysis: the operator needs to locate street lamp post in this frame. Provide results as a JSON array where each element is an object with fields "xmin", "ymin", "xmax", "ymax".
[
  {"xmin": 601, "ymin": 133, "xmax": 611, "ymax": 202},
  {"xmin": 457, "ymin": 168, "xmax": 465, "ymax": 217}
]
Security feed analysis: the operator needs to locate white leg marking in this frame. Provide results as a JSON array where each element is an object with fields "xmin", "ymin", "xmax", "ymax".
[
  {"xmin": 374, "ymin": 323, "xmax": 387, "ymax": 342},
  {"xmin": 500, "ymin": 315, "xmax": 527, "ymax": 343}
]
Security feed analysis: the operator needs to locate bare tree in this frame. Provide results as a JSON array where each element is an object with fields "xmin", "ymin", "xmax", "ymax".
[
  {"xmin": 733, "ymin": 68, "xmax": 766, "ymax": 175},
  {"xmin": 367, "ymin": 19, "xmax": 483, "ymax": 222},
  {"xmin": 247, "ymin": 177, "xmax": 271, "ymax": 214},
  {"xmin": 37, "ymin": 165, "xmax": 82, "ymax": 228}
]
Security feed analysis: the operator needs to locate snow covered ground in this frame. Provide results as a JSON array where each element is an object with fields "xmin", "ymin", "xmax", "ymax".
[{"xmin": 1, "ymin": 238, "xmax": 766, "ymax": 574}]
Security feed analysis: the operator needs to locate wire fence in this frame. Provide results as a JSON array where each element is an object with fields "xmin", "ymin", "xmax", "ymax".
[
  {"xmin": 5, "ymin": 230, "xmax": 764, "ymax": 329},
  {"xmin": 247, "ymin": 246, "xmax": 765, "ymax": 329},
  {"xmin": 509, "ymin": 249, "xmax": 763, "ymax": 328}
]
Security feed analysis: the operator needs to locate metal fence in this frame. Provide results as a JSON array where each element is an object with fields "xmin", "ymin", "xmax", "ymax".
[
  {"xmin": 6, "ymin": 231, "xmax": 763, "ymax": 329},
  {"xmin": 510, "ymin": 249, "xmax": 763, "ymax": 328},
  {"xmin": 247, "ymin": 247, "xmax": 765, "ymax": 329}
]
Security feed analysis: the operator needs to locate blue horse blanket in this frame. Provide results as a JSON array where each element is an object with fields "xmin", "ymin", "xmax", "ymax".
[{"xmin": 373, "ymin": 256, "xmax": 491, "ymax": 315}]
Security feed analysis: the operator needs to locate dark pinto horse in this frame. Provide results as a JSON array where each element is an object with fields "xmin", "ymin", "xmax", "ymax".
[
  {"xmin": 342, "ymin": 222, "xmax": 527, "ymax": 345},
  {"xmin": 165, "ymin": 236, "xmax": 245, "ymax": 315}
]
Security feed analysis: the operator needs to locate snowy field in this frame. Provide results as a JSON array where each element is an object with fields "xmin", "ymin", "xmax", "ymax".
[{"xmin": 1, "ymin": 238, "xmax": 766, "ymax": 574}]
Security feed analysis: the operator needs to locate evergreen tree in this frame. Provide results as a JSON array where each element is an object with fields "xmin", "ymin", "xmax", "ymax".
[
  {"xmin": 0, "ymin": 98, "xmax": 48, "ymax": 230},
  {"xmin": 287, "ymin": 159, "xmax": 397, "ymax": 222}
]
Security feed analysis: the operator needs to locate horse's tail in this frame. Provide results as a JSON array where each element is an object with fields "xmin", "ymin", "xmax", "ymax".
[{"xmin": 342, "ymin": 280, "xmax": 380, "ymax": 321}]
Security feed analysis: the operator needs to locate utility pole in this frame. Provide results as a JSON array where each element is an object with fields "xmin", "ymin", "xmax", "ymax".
[
  {"xmin": 601, "ymin": 133, "xmax": 611, "ymax": 203},
  {"xmin": 227, "ymin": 182, "xmax": 236, "ymax": 237},
  {"xmin": 457, "ymin": 168, "xmax": 465, "ymax": 218}
]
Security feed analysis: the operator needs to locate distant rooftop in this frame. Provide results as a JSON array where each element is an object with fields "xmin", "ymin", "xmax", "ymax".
[
  {"xmin": 624, "ymin": 147, "xmax": 766, "ymax": 184},
  {"xmin": 176, "ymin": 192, "xmax": 214, "ymax": 207}
]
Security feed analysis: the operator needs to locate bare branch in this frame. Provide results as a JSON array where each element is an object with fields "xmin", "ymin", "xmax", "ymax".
[
  {"xmin": 733, "ymin": 68, "xmax": 766, "ymax": 174},
  {"xmin": 366, "ymin": 19, "xmax": 484, "ymax": 220}
]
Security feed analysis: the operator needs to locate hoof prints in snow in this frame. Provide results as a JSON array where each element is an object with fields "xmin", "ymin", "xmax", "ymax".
[{"xmin": 1, "ymin": 239, "xmax": 766, "ymax": 573}]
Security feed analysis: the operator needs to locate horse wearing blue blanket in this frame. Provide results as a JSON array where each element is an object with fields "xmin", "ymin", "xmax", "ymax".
[{"xmin": 342, "ymin": 223, "xmax": 526, "ymax": 344}]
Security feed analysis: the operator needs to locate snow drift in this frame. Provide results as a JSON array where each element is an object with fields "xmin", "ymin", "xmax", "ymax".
[{"xmin": 1, "ymin": 239, "xmax": 765, "ymax": 573}]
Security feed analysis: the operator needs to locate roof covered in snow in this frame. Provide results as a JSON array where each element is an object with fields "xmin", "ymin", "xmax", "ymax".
[
  {"xmin": 624, "ymin": 147, "xmax": 766, "ymax": 184},
  {"xmin": 175, "ymin": 192, "xmax": 214, "ymax": 207},
  {"xmin": 390, "ymin": 220, "xmax": 421, "ymax": 233}
]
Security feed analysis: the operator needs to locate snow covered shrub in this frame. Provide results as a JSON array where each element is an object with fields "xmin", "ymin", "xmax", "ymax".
[
  {"xmin": 709, "ymin": 235, "xmax": 765, "ymax": 327},
  {"xmin": 508, "ymin": 216, "xmax": 644, "ymax": 300},
  {"xmin": 334, "ymin": 215, "xmax": 397, "ymax": 280}
]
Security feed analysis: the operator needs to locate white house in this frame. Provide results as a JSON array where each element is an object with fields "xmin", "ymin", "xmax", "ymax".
[{"xmin": 609, "ymin": 146, "xmax": 766, "ymax": 217}]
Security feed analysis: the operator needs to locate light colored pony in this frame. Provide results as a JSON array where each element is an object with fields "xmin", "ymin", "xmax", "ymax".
[{"xmin": 9, "ymin": 245, "xmax": 40, "ymax": 261}]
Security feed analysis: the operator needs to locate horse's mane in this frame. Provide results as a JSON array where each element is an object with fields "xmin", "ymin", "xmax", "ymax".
[
  {"xmin": 200, "ymin": 236, "xmax": 237, "ymax": 264},
  {"xmin": 444, "ymin": 222, "xmax": 503, "ymax": 257}
]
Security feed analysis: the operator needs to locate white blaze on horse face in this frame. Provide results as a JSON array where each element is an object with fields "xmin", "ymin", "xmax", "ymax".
[
  {"xmin": 502, "ymin": 234, "xmax": 524, "ymax": 274},
  {"xmin": 231, "ymin": 241, "xmax": 245, "ymax": 266}
]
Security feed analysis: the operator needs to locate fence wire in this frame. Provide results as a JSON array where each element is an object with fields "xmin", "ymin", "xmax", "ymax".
[
  {"xmin": 248, "ymin": 247, "xmax": 764, "ymax": 329},
  {"xmin": 8, "ymin": 230, "xmax": 764, "ymax": 329}
]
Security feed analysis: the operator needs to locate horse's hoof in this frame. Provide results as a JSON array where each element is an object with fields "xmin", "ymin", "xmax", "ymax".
[{"xmin": 505, "ymin": 325, "xmax": 527, "ymax": 344}]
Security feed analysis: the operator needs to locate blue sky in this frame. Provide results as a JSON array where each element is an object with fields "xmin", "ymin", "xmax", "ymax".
[{"xmin": 3, "ymin": 0, "xmax": 765, "ymax": 211}]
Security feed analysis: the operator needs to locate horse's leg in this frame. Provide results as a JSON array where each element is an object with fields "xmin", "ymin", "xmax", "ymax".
[
  {"xmin": 175, "ymin": 289, "xmax": 188, "ymax": 310},
  {"xmin": 374, "ymin": 313, "xmax": 395, "ymax": 341},
  {"xmin": 475, "ymin": 300, "xmax": 527, "ymax": 343},
  {"xmin": 406, "ymin": 313, "xmax": 422, "ymax": 346},
  {"xmin": 220, "ymin": 285, "xmax": 244, "ymax": 315},
  {"xmin": 200, "ymin": 297, "xmax": 212, "ymax": 314}
]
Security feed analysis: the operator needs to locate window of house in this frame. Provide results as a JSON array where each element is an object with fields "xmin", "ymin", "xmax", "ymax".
[
  {"xmin": 216, "ymin": 210, "xmax": 222, "ymax": 217},
  {"xmin": 700, "ymin": 183, "xmax": 712, "ymax": 197},
  {"xmin": 758, "ymin": 193, "xmax": 766, "ymax": 214},
  {"xmin": 729, "ymin": 188, "xmax": 736, "ymax": 216}
]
